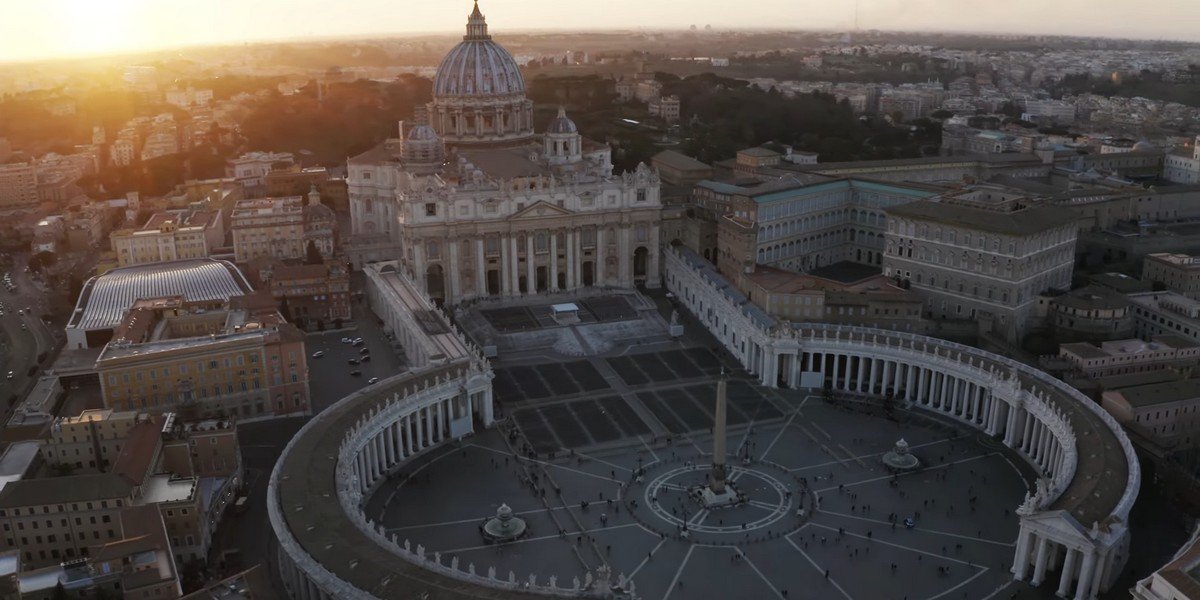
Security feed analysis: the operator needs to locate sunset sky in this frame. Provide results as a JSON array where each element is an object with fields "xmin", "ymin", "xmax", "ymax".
[{"xmin": 3, "ymin": 0, "xmax": 1199, "ymax": 63}]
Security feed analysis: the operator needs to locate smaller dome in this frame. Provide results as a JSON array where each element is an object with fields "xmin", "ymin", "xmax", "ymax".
[
  {"xmin": 1132, "ymin": 140, "xmax": 1156, "ymax": 152},
  {"xmin": 407, "ymin": 124, "xmax": 439, "ymax": 142},
  {"xmin": 547, "ymin": 106, "xmax": 577, "ymax": 135}
]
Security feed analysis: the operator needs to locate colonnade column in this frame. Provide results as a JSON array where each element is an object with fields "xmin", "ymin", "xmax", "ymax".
[
  {"xmin": 1057, "ymin": 547, "xmax": 1079, "ymax": 598},
  {"xmin": 1074, "ymin": 551, "xmax": 1096, "ymax": 600},
  {"xmin": 1012, "ymin": 525, "xmax": 1033, "ymax": 580},
  {"xmin": 1031, "ymin": 536, "xmax": 1051, "ymax": 586}
]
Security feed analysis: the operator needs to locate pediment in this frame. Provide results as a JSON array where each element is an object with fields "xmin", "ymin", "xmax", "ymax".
[
  {"xmin": 509, "ymin": 200, "xmax": 573, "ymax": 220},
  {"xmin": 1023, "ymin": 509, "xmax": 1094, "ymax": 544}
]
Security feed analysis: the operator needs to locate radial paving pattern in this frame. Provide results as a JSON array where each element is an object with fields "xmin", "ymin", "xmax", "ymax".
[{"xmin": 366, "ymin": 394, "xmax": 1032, "ymax": 600}]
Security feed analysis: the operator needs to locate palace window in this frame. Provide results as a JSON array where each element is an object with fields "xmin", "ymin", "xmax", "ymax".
[
  {"xmin": 535, "ymin": 233, "xmax": 549, "ymax": 252},
  {"xmin": 636, "ymin": 189, "xmax": 646, "ymax": 203},
  {"xmin": 427, "ymin": 241, "xmax": 440, "ymax": 259},
  {"xmin": 424, "ymin": 203, "xmax": 437, "ymax": 217}
]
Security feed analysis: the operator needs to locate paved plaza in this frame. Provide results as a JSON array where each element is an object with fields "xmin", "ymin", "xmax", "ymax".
[
  {"xmin": 360, "ymin": 293, "xmax": 1051, "ymax": 599},
  {"xmin": 366, "ymin": 399, "xmax": 1032, "ymax": 600}
]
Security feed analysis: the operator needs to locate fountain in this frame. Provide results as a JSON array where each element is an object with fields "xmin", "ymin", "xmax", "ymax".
[
  {"xmin": 881, "ymin": 438, "xmax": 921, "ymax": 471},
  {"xmin": 481, "ymin": 503, "xmax": 528, "ymax": 543}
]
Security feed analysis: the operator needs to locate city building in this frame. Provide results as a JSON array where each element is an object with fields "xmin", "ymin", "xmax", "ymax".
[
  {"xmin": 41, "ymin": 409, "xmax": 141, "ymax": 473},
  {"xmin": 883, "ymin": 187, "xmax": 1078, "ymax": 340},
  {"xmin": 0, "ymin": 162, "xmax": 38, "ymax": 209},
  {"xmin": 1059, "ymin": 335, "xmax": 1200, "ymax": 379},
  {"xmin": 346, "ymin": 6, "xmax": 661, "ymax": 303},
  {"xmin": 1048, "ymin": 285, "xmax": 1135, "ymax": 342},
  {"xmin": 244, "ymin": 257, "xmax": 352, "ymax": 325},
  {"xmin": 1102, "ymin": 379, "xmax": 1200, "ymax": 450},
  {"xmin": 1143, "ymin": 253, "xmax": 1200, "ymax": 299},
  {"xmin": 651, "ymin": 150, "xmax": 713, "ymax": 190},
  {"xmin": 265, "ymin": 166, "xmax": 349, "ymax": 212},
  {"xmin": 1162, "ymin": 135, "xmax": 1200, "ymax": 185},
  {"xmin": 1134, "ymin": 527, "xmax": 1200, "ymax": 600},
  {"xmin": 165, "ymin": 87, "xmax": 214, "ymax": 109},
  {"xmin": 110, "ymin": 209, "xmax": 224, "ymax": 267},
  {"xmin": 225, "ymin": 151, "xmax": 295, "ymax": 192},
  {"xmin": 94, "ymin": 294, "xmax": 310, "ymax": 420},
  {"xmin": 1128, "ymin": 291, "xmax": 1200, "ymax": 344},
  {"xmin": 648, "ymin": 95, "xmax": 681, "ymax": 123},
  {"xmin": 66, "ymin": 258, "xmax": 254, "ymax": 350},
  {"xmin": 231, "ymin": 191, "xmax": 336, "ymax": 264},
  {"xmin": 709, "ymin": 177, "xmax": 940, "ymax": 277}
]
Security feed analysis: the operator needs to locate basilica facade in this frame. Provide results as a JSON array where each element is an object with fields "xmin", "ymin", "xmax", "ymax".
[{"xmin": 346, "ymin": 2, "xmax": 662, "ymax": 305}]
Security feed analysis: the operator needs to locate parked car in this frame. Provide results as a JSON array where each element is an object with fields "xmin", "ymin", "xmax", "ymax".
[
  {"xmin": 5, "ymin": 371, "xmax": 12, "ymax": 380},
  {"xmin": 360, "ymin": 355, "xmax": 371, "ymax": 362},
  {"xmin": 349, "ymin": 370, "xmax": 362, "ymax": 377},
  {"xmin": 359, "ymin": 347, "xmax": 370, "ymax": 354},
  {"xmin": 347, "ymin": 358, "xmax": 360, "ymax": 365},
  {"xmin": 341, "ymin": 337, "xmax": 352, "ymax": 344},
  {"xmin": 368, "ymin": 377, "xmax": 380, "ymax": 384},
  {"xmin": 311, "ymin": 351, "xmax": 325, "ymax": 358}
]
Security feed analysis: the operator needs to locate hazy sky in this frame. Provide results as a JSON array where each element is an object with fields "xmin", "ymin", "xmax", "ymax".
[{"xmin": 3, "ymin": 0, "xmax": 1199, "ymax": 63}]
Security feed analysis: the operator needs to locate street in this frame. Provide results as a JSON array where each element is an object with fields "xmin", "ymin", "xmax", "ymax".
[
  {"xmin": 0, "ymin": 253, "xmax": 60, "ymax": 418},
  {"xmin": 303, "ymin": 315, "xmax": 405, "ymax": 414}
]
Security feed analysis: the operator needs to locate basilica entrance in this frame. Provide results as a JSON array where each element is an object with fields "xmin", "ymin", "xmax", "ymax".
[
  {"xmin": 633, "ymin": 247, "xmax": 648, "ymax": 280},
  {"xmin": 557, "ymin": 271, "xmax": 567, "ymax": 290},
  {"xmin": 487, "ymin": 269, "xmax": 501, "ymax": 295},
  {"xmin": 536, "ymin": 266, "xmax": 548, "ymax": 292},
  {"xmin": 426, "ymin": 264, "xmax": 445, "ymax": 303},
  {"xmin": 582, "ymin": 261, "xmax": 594, "ymax": 286}
]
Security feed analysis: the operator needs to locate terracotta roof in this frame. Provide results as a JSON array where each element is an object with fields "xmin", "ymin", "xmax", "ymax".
[
  {"xmin": 112, "ymin": 416, "xmax": 164, "ymax": 486},
  {"xmin": 0, "ymin": 474, "xmax": 132, "ymax": 508}
]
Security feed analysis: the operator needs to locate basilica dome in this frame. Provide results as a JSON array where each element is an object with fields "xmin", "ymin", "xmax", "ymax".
[
  {"xmin": 427, "ymin": 2, "xmax": 535, "ymax": 147},
  {"xmin": 433, "ymin": 4, "xmax": 525, "ymax": 98}
]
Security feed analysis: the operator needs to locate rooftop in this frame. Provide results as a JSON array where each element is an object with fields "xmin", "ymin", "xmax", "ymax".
[
  {"xmin": 68, "ymin": 259, "xmax": 253, "ymax": 332},
  {"xmin": 0, "ymin": 473, "xmax": 131, "ymax": 508},
  {"xmin": 1111, "ymin": 379, "xmax": 1200, "ymax": 408},
  {"xmin": 886, "ymin": 199, "xmax": 1079, "ymax": 236}
]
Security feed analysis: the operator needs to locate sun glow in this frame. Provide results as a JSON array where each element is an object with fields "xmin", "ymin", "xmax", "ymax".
[{"xmin": 45, "ymin": 0, "xmax": 145, "ymax": 58}]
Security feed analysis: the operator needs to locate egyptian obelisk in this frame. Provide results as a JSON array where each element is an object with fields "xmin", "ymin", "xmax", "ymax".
[{"xmin": 710, "ymin": 375, "xmax": 728, "ymax": 494}]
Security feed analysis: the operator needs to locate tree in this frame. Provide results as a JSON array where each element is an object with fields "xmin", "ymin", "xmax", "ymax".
[
  {"xmin": 28, "ymin": 251, "xmax": 56, "ymax": 273},
  {"xmin": 305, "ymin": 240, "xmax": 323, "ymax": 265}
]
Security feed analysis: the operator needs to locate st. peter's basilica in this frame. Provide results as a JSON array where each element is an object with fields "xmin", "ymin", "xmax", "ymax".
[{"xmin": 346, "ymin": 1, "xmax": 663, "ymax": 304}]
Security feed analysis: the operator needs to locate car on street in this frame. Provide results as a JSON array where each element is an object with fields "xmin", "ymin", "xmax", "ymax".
[
  {"xmin": 341, "ymin": 337, "xmax": 352, "ymax": 344},
  {"xmin": 349, "ymin": 370, "xmax": 362, "ymax": 377},
  {"xmin": 360, "ymin": 355, "xmax": 371, "ymax": 362},
  {"xmin": 352, "ymin": 337, "xmax": 364, "ymax": 345},
  {"xmin": 5, "ymin": 371, "xmax": 12, "ymax": 380},
  {"xmin": 367, "ymin": 377, "xmax": 379, "ymax": 384},
  {"xmin": 347, "ymin": 358, "xmax": 360, "ymax": 365},
  {"xmin": 359, "ymin": 347, "xmax": 370, "ymax": 354},
  {"xmin": 311, "ymin": 351, "xmax": 325, "ymax": 358}
]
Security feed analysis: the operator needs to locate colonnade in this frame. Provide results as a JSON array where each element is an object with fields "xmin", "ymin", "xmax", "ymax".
[
  {"xmin": 351, "ymin": 393, "xmax": 471, "ymax": 494},
  {"xmin": 1012, "ymin": 525, "xmax": 1110, "ymax": 600}
]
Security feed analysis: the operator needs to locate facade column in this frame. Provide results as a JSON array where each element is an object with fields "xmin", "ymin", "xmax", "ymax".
[
  {"xmin": 549, "ymin": 232, "xmax": 559, "ymax": 292},
  {"xmin": 618, "ymin": 226, "xmax": 631, "ymax": 286},
  {"xmin": 1057, "ymin": 547, "xmax": 1078, "ymax": 598},
  {"xmin": 567, "ymin": 230, "xmax": 576, "ymax": 290},
  {"xmin": 448, "ymin": 238, "xmax": 461, "ymax": 303},
  {"xmin": 475, "ymin": 239, "xmax": 486, "ymax": 298},
  {"xmin": 511, "ymin": 236, "xmax": 520, "ymax": 294},
  {"xmin": 648, "ymin": 222, "xmax": 662, "ymax": 286},
  {"xmin": 499, "ymin": 236, "xmax": 511, "ymax": 295},
  {"xmin": 412, "ymin": 244, "xmax": 426, "ymax": 293},
  {"xmin": 526, "ymin": 235, "xmax": 536, "ymax": 294},
  {"xmin": 596, "ymin": 228, "xmax": 606, "ymax": 286}
]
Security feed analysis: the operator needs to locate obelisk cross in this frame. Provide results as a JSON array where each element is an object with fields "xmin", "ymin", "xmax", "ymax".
[{"xmin": 711, "ymin": 373, "xmax": 728, "ymax": 494}]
